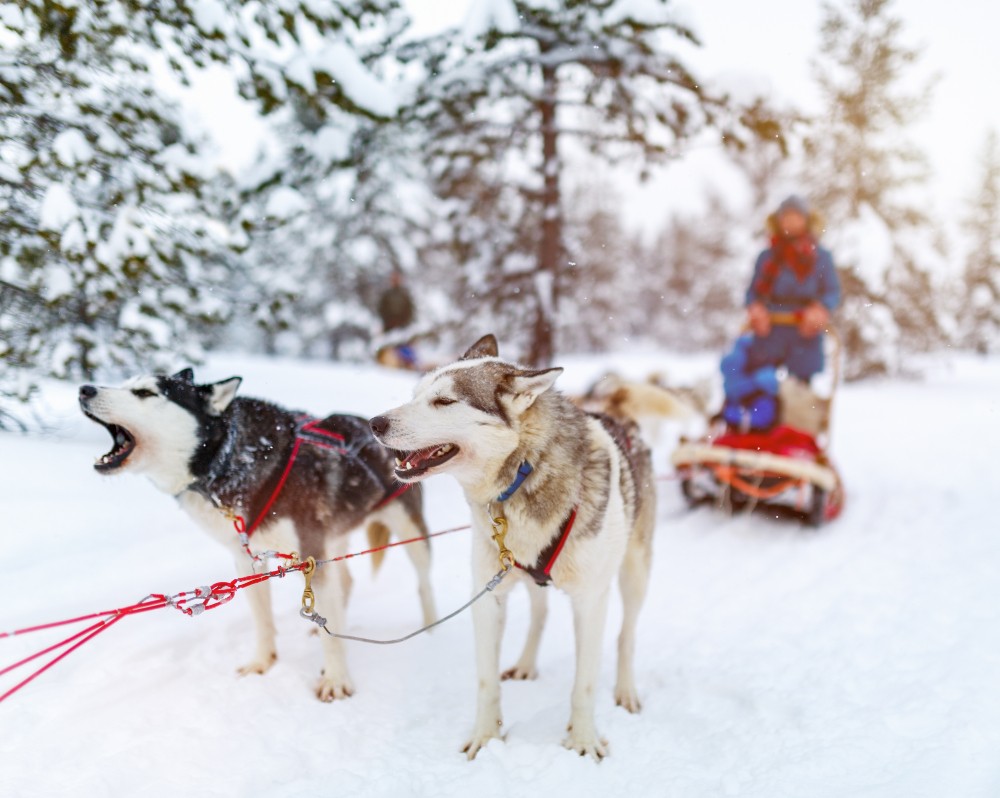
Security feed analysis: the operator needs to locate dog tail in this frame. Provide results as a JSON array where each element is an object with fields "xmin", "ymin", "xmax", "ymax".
[{"xmin": 366, "ymin": 520, "xmax": 391, "ymax": 573}]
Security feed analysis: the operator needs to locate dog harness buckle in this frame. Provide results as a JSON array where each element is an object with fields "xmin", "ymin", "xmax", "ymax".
[
  {"xmin": 490, "ymin": 515, "xmax": 515, "ymax": 572},
  {"xmin": 300, "ymin": 556, "xmax": 317, "ymax": 614}
]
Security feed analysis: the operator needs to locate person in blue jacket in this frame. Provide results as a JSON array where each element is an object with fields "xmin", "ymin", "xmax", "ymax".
[{"xmin": 720, "ymin": 195, "xmax": 841, "ymax": 430}]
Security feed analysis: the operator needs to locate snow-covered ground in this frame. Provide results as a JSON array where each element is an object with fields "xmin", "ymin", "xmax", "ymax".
[{"xmin": 1, "ymin": 351, "xmax": 999, "ymax": 797}]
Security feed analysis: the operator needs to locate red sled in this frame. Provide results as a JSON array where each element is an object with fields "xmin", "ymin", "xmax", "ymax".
[
  {"xmin": 671, "ymin": 326, "xmax": 845, "ymax": 527},
  {"xmin": 671, "ymin": 424, "xmax": 844, "ymax": 527}
]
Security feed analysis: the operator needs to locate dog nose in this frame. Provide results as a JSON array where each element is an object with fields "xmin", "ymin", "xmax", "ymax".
[
  {"xmin": 79, "ymin": 385, "xmax": 97, "ymax": 400},
  {"xmin": 369, "ymin": 415, "xmax": 391, "ymax": 438}
]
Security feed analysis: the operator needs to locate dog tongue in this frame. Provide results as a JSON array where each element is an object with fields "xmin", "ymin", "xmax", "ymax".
[
  {"xmin": 402, "ymin": 444, "xmax": 454, "ymax": 469},
  {"xmin": 404, "ymin": 446, "xmax": 439, "ymax": 468}
]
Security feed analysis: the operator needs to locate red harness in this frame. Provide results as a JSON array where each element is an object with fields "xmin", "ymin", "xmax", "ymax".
[
  {"xmin": 234, "ymin": 417, "xmax": 409, "ymax": 547},
  {"xmin": 515, "ymin": 508, "xmax": 578, "ymax": 587},
  {"xmin": 496, "ymin": 460, "xmax": 578, "ymax": 587}
]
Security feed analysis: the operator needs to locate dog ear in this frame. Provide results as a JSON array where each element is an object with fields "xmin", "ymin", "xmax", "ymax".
[
  {"xmin": 504, "ymin": 367, "xmax": 563, "ymax": 411},
  {"xmin": 460, "ymin": 334, "xmax": 499, "ymax": 360},
  {"xmin": 206, "ymin": 377, "xmax": 242, "ymax": 415},
  {"xmin": 173, "ymin": 367, "xmax": 195, "ymax": 383}
]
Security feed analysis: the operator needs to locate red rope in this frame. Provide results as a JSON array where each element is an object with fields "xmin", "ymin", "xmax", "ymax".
[
  {"xmin": 0, "ymin": 524, "xmax": 477, "ymax": 705},
  {"xmin": 0, "ymin": 467, "xmax": 679, "ymax": 704},
  {"xmin": 321, "ymin": 524, "xmax": 469, "ymax": 564},
  {"xmin": 0, "ymin": 613, "xmax": 132, "ymax": 703},
  {"xmin": 0, "ymin": 561, "xmax": 307, "ymax": 705}
]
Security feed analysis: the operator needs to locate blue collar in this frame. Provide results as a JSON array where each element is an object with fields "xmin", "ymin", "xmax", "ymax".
[{"xmin": 496, "ymin": 461, "xmax": 534, "ymax": 502}]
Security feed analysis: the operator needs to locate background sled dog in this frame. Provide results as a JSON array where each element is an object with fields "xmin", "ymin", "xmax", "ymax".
[
  {"xmin": 79, "ymin": 368, "xmax": 436, "ymax": 701},
  {"xmin": 575, "ymin": 371, "xmax": 701, "ymax": 443},
  {"xmin": 370, "ymin": 335, "xmax": 655, "ymax": 760}
]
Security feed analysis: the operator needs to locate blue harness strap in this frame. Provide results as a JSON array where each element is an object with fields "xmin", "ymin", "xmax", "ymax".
[
  {"xmin": 494, "ymin": 460, "xmax": 576, "ymax": 587},
  {"xmin": 496, "ymin": 461, "xmax": 534, "ymax": 502}
]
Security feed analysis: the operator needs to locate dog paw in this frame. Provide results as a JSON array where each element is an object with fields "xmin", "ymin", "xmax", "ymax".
[
  {"xmin": 501, "ymin": 665, "xmax": 538, "ymax": 681},
  {"xmin": 461, "ymin": 725, "xmax": 503, "ymax": 760},
  {"xmin": 563, "ymin": 729, "xmax": 609, "ymax": 761},
  {"xmin": 614, "ymin": 686, "xmax": 642, "ymax": 713},
  {"xmin": 236, "ymin": 652, "xmax": 276, "ymax": 676},
  {"xmin": 315, "ymin": 675, "xmax": 355, "ymax": 702}
]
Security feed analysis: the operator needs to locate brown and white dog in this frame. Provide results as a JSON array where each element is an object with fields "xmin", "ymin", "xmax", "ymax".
[{"xmin": 370, "ymin": 335, "xmax": 655, "ymax": 760}]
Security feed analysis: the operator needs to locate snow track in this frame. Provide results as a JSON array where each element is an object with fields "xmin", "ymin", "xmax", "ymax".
[{"xmin": 1, "ymin": 354, "xmax": 998, "ymax": 797}]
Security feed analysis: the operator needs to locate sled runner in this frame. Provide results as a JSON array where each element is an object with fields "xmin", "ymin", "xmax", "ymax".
[{"xmin": 671, "ymin": 320, "xmax": 845, "ymax": 527}]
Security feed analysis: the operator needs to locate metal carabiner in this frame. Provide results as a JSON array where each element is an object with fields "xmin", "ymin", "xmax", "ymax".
[
  {"xmin": 490, "ymin": 515, "xmax": 515, "ymax": 572},
  {"xmin": 300, "ymin": 556, "xmax": 317, "ymax": 614}
]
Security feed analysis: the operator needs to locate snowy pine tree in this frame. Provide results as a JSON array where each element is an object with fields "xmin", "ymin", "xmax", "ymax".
[
  {"xmin": 0, "ymin": 1, "xmax": 232, "ymax": 397},
  {"xmin": 403, "ymin": 0, "xmax": 781, "ymax": 365},
  {"xmin": 803, "ymin": 0, "xmax": 944, "ymax": 379},
  {"xmin": 640, "ymin": 192, "xmax": 745, "ymax": 352},
  {"xmin": 220, "ymin": 0, "xmax": 443, "ymax": 359},
  {"xmin": 558, "ymin": 182, "xmax": 641, "ymax": 352},
  {"xmin": 960, "ymin": 129, "xmax": 1000, "ymax": 354}
]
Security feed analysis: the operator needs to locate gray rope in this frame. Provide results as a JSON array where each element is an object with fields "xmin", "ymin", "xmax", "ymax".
[{"xmin": 299, "ymin": 568, "xmax": 510, "ymax": 645}]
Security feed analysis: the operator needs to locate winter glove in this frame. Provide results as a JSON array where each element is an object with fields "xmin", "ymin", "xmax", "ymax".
[
  {"xmin": 747, "ymin": 301, "xmax": 771, "ymax": 337},
  {"xmin": 798, "ymin": 302, "xmax": 829, "ymax": 338}
]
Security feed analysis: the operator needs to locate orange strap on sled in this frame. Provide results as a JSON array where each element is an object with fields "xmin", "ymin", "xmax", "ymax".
[{"xmin": 712, "ymin": 465, "xmax": 800, "ymax": 500}]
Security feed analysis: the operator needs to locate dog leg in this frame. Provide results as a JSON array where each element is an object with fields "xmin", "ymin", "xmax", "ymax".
[
  {"xmin": 462, "ymin": 545, "xmax": 509, "ymax": 759},
  {"xmin": 374, "ymin": 504, "xmax": 438, "ymax": 626},
  {"xmin": 398, "ymin": 523, "xmax": 437, "ymax": 627},
  {"xmin": 311, "ymin": 561, "xmax": 355, "ymax": 701},
  {"xmin": 339, "ymin": 561, "xmax": 353, "ymax": 610},
  {"xmin": 232, "ymin": 556, "xmax": 278, "ymax": 676},
  {"xmin": 614, "ymin": 535, "xmax": 652, "ymax": 713},
  {"xmin": 406, "ymin": 538, "xmax": 437, "ymax": 627},
  {"xmin": 565, "ymin": 586, "xmax": 612, "ymax": 760},
  {"xmin": 502, "ymin": 581, "xmax": 547, "ymax": 681}
]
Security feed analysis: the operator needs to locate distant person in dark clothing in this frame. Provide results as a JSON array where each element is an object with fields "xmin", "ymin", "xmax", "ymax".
[
  {"xmin": 376, "ymin": 272, "xmax": 418, "ymax": 369},
  {"xmin": 720, "ymin": 195, "xmax": 841, "ymax": 430},
  {"xmin": 742, "ymin": 194, "xmax": 841, "ymax": 381},
  {"xmin": 377, "ymin": 272, "xmax": 415, "ymax": 333}
]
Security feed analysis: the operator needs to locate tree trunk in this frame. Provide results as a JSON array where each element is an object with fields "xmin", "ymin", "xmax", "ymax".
[{"xmin": 528, "ymin": 59, "xmax": 561, "ymax": 367}]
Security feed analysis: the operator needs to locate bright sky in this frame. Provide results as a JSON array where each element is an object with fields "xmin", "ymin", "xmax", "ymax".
[
  {"xmin": 187, "ymin": 0, "xmax": 1000, "ymax": 237},
  {"xmin": 669, "ymin": 0, "xmax": 1000, "ymax": 209},
  {"xmin": 405, "ymin": 0, "xmax": 1000, "ymax": 234}
]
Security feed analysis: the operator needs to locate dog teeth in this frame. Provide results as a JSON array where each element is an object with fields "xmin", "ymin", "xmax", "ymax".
[{"xmin": 394, "ymin": 456, "xmax": 403, "ymax": 467}]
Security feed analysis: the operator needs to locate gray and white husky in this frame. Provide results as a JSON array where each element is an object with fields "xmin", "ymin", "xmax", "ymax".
[
  {"xmin": 370, "ymin": 335, "xmax": 655, "ymax": 760},
  {"xmin": 79, "ymin": 368, "xmax": 436, "ymax": 701}
]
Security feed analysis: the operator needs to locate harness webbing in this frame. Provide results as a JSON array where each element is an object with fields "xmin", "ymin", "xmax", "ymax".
[
  {"xmin": 243, "ymin": 419, "xmax": 347, "ymax": 536},
  {"xmin": 493, "ymin": 459, "xmax": 577, "ymax": 587},
  {"xmin": 516, "ymin": 508, "xmax": 578, "ymax": 587},
  {"xmin": 496, "ymin": 461, "xmax": 534, "ymax": 502}
]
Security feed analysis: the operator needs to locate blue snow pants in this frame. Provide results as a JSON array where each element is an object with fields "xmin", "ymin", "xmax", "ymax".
[{"xmin": 745, "ymin": 326, "xmax": 825, "ymax": 382}]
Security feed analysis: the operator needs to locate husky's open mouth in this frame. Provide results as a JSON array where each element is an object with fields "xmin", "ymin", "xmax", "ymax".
[
  {"xmin": 84, "ymin": 412, "xmax": 137, "ymax": 472},
  {"xmin": 394, "ymin": 443, "xmax": 459, "ymax": 479}
]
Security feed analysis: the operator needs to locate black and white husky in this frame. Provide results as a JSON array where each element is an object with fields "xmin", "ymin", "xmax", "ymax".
[
  {"xmin": 79, "ymin": 368, "xmax": 436, "ymax": 701},
  {"xmin": 370, "ymin": 336, "xmax": 655, "ymax": 760}
]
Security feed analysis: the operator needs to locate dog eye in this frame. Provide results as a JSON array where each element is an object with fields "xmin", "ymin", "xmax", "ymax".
[
  {"xmin": 131, "ymin": 388, "xmax": 157, "ymax": 399},
  {"xmin": 433, "ymin": 397, "xmax": 456, "ymax": 408}
]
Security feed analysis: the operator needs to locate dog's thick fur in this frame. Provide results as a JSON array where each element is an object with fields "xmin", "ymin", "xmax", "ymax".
[
  {"xmin": 370, "ymin": 336, "xmax": 655, "ymax": 760},
  {"xmin": 576, "ymin": 372, "xmax": 700, "ymax": 440},
  {"xmin": 79, "ymin": 368, "xmax": 436, "ymax": 701}
]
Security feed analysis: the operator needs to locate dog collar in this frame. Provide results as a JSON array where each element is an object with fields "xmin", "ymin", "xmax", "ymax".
[{"xmin": 496, "ymin": 461, "xmax": 534, "ymax": 502}]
